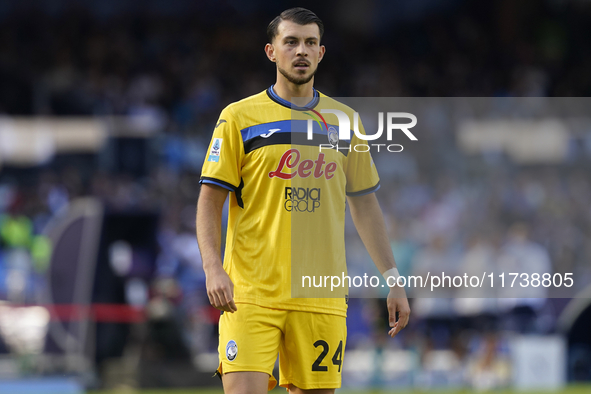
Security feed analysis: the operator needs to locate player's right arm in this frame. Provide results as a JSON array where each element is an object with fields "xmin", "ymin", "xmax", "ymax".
[
  {"xmin": 196, "ymin": 183, "xmax": 237, "ymax": 313},
  {"xmin": 197, "ymin": 106, "xmax": 243, "ymax": 313}
]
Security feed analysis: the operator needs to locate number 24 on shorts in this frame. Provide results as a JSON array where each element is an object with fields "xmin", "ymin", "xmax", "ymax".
[{"xmin": 312, "ymin": 340, "xmax": 343, "ymax": 372}]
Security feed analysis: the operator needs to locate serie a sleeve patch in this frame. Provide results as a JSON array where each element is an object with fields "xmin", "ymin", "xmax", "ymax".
[{"xmin": 207, "ymin": 138, "xmax": 223, "ymax": 162}]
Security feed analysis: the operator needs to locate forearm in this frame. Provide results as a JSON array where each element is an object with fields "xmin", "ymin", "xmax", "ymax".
[
  {"xmin": 350, "ymin": 192, "xmax": 410, "ymax": 335},
  {"xmin": 348, "ymin": 193, "xmax": 396, "ymax": 275},
  {"xmin": 196, "ymin": 185, "xmax": 227, "ymax": 275}
]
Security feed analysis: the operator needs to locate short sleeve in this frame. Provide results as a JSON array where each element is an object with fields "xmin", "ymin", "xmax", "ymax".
[
  {"xmin": 344, "ymin": 119, "xmax": 380, "ymax": 196},
  {"xmin": 199, "ymin": 106, "xmax": 244, "ymax": 191}
]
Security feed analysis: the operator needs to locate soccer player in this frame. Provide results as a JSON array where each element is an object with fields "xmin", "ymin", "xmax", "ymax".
[{"xmin": 196, "ymin": 8, "xmax": 410, "ymax": 394}]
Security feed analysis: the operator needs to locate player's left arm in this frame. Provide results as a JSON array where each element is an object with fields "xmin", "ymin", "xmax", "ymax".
[{"xmin": 348, "ymin": 192, "xmax": 410, "ymax": 337}]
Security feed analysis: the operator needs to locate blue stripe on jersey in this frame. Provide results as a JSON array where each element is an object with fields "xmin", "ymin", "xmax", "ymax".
[
  {"xmin": 267, "ymin": 85, "xmax": 319, "ymax": 110},
  {"xmin": 199, "ymin": 178, "xmax": 236, "ymax": 192},
  {"xmin": 241, "ymin": 120, "xmax": 353, "ymax": 143},
  {"xmin": 240, "ymin": 120, "xmax": 328, "ymax": 143},
  {"xmin": 346, "ymin": 182, "xmax": 381, "ymax": 197}
]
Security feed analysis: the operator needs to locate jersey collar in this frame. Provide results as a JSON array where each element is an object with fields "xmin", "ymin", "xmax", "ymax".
[{"xmin": 266, "ymin": 85, "xmax": 320, "ymax": 111}]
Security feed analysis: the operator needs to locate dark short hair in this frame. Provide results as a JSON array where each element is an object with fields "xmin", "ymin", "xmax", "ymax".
[{"xmin": 267, "ymin": 7, "xmax": 324, "ymax": 43}]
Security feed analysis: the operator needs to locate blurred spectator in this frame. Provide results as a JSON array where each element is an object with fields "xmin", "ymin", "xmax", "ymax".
[
  {"xmin": 497, "ymin": 222, "xmax": 552, "ymax": 333},
  {"xmin": 453, "ymin": 233, "xmax": 499, "ymax": 328},
  {"xmin": 411, "ymin": 235, "xmax": 460, "ymax": 350}
]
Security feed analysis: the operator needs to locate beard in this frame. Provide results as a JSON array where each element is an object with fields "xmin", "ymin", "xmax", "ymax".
[{"xmin": 277, "ymin": 64, "xmax": 317, "ymax": 85}]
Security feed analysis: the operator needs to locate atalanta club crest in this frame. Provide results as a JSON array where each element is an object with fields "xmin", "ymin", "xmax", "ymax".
[
  {"xmin": 226, "ymin": 340, "xmax": 238, "ymax": 361},
  {"xmin": 328, "ymin": 126, "xmax": 339, "ymax": 146}
]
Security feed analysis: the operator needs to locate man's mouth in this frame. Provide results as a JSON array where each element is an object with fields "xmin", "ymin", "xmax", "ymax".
[{"xmin": 294, "ymin": 61, "xmax": 310, "ymax": 70}]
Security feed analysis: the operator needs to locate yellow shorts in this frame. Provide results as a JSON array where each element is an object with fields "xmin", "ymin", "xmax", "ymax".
[{"xmin": 217, "ymin": 302, "xmax": 347, "ymax": 390}]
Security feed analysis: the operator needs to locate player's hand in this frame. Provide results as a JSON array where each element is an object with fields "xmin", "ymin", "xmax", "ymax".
[
  {"xmin": 205, "ymin": 266, "xmax": 237, "ymax": 313},
  {"xmin": 387, "ymin": 285, "xmax": 410, "ymax": 337}
]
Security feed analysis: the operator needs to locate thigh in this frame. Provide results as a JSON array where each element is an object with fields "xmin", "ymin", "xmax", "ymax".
[
  {"xmin": 279, "ymin": 311, "xmax": 346, "ymax": 390},
  {"xmin": 222, "ymin": 371, "xmax": 270, "ymax": 394},
  {"xmin": 218, "ymin": 303, "xmax": 283, "ymax": 390}
]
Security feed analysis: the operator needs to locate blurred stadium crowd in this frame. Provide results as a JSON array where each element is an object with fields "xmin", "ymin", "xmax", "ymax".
[
  {"xmin": 1, "ymin": 0, "xmax": 591, "ymax": 389},
  {"xmin": 2, "ymin": 0, "xmax": 591, "ymax": 119}
]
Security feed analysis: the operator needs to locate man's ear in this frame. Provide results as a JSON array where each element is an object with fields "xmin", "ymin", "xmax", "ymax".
[
  {"xmin": 318, "ymin": 45, "xmax": 326, "ymax": 63},
  {"xmin": 265, "ymin": 43, "xmax": 276, "ymax": 62}
]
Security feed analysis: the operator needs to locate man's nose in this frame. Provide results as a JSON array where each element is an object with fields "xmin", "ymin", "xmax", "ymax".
[{"xmin": 296, "ymin": 42, "xmax": 308, "ymax": 57}]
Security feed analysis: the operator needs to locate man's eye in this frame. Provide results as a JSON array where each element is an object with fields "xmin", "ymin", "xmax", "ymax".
[{"xmin": 286, "ymin": 40, "xmax": 296, "ymax": 45}]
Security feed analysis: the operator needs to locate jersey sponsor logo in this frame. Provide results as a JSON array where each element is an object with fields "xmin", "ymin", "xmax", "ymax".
[
  {"xmin": 268, "ymin": 149, "xmax": 337, "ymax": 180},
  {"xmin": 207, "ymin": 138, "xmax": 223, "ymax": 162},
  {"xmin": 284, "ymin": 187, "xmax": 321, "ymax": 213},
  {"xmin": 215, "ymin": 119, "xmax": 227, "ymax": 128},
  {"xmin": 261, "ymin": 128, "xmax": 280, "ymax": 138},
  {"xmin": 226, "ymin": 340, "xmax": 238, "ymax": 361}
]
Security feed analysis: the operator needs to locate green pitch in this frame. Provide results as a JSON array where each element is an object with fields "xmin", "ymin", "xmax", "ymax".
[{"xmin": 91, "ymin": 385, "xmax": 591, "ymax": 394}]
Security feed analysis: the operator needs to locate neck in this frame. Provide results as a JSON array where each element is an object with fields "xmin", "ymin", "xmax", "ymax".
[{"xmin": 273, "ymin": 76, "xmax": 315, "ymax": 105}]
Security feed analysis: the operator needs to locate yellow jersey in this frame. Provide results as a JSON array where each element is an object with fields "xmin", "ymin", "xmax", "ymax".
[{"xmin": 200, "ymin": 86, "xmax": 379, "ymax": 317}]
